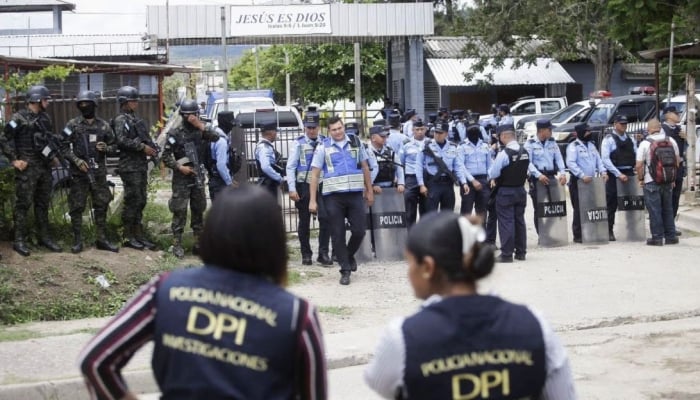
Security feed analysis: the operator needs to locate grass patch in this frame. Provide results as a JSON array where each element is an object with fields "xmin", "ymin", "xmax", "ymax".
[
  {"xmin": 287, "ymin": 269, "xmax": 323, "ymax": 285},
  {"xmin": 0, "ymin": 329, "xmax": 41, "ymax": 342},
  {"xmin": 318, "ymin": 306, "xmax": 352, "ymax": 316}
]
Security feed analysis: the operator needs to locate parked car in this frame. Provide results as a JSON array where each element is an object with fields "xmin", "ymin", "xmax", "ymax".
[
  {"xmin": 553, "ymin": 94, "xmax": 658, "ymax": 159},
  {"xmin": 480, "ymin": 96, "xmax": 568, "ymax": 127},
  {"xmin": 517, "ymin": 99, "xmax": 600, "ymax": 142},
  {"xmin": 208, "ymin": 96, "xmax": 277, "ymax": 126}
]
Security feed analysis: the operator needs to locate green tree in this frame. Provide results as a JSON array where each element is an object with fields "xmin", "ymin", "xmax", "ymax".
[
  {"xmin": 228, "ymin": 43, "xmax": 386, "ymax": 106},
  {"xmin": 463, "ymin": 0, "xmax": 622, "ymax": 91}
]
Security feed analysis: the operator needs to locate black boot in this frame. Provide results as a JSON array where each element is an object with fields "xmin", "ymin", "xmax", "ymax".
[
  {"xmin": 38, "ymin": 227, "xmax": 63, "ymax": 253},
  {"xmin": 123, "ymin": 225, "xmax": 144, "ymax": 250},
  {"xmin": 135, "ymin": 224, "xmax": 157, "ymax": 251},
  {"xmin": 95, "ymin": 228, "xmax": 119, "ymax": 253},
  {"xmin": 172, "ymin": 237, "xmax": 185, "ymax": 259},
  {"xmin": 13, "ymin": 236, "xmax": 30, "ymax": 257},
  {"xmin": 71, "ymin": 230, "xmax": 83, "ymax": 254}
]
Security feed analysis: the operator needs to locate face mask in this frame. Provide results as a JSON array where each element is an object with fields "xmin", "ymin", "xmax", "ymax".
[
  {"xmin": 467, "ymin": 129, "xmax": 480, "ymax": 144},
  {"xmin": 78, "ymin": 103, "xmax": 95, "ymax": 119}
]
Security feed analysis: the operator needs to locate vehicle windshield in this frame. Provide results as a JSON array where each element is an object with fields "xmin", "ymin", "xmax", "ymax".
[
  {"xmin": 660, "ymin": 101, "xmax": 686, "ymax": 115},
  {"xmin": 586, "ymin": 103, "xmax": 615, "ymax": 124},
  {"xmin": 212, "ymin": 100, "xmax": 275, "ymax": 117},
  {"xmin": 550, "ymin": 104, "xmax": 585, "ymax": 124}
]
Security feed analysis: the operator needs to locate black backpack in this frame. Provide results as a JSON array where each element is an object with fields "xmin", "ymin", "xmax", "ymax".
[{"xmin": 204, "ymin": 133, "xmax": 242, "ymax": 175}]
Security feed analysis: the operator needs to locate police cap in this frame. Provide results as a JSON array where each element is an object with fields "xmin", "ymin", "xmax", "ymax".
[
  {"xmin": 413, "ymin": 119, "xmax": 425, "ymax": 128},
  {"xmin": 404, "ymin": 109, "xmax": 416, "ymax": 119},
  {"xmin": 613, "ymin": 115, "xmax": 628, "ymax": 124},
  {"xmin": 260, "ymin": 122, "xmax": 278, "ymax": 132},
  {"xmin": 535, "ymin": 119, "xmax": 553, "ymax": 129},
  {"xmin": 303, "ymin": 113, "xmax": 319, "ymax": 127},
  {"xmin": 369, "ymin": 126, "xmax": 388, "ymax": 136},
  {"xmin": 434, "ymin": 122, "xmax": 450, "ymax": 133},
  {"xmin": 663, "ymin": 106, "xmax": 678, "ymax": 115},
  {"xmin": 498, "ymin": 104, "xmax": 510, "ymax": 113},
  {"xmin": 373, "ymin": 119, "xmax": 386, "ymax": 126},
  {"xmin": 496, "ymin": 124, "xmax": 515, "ymax": 135}
]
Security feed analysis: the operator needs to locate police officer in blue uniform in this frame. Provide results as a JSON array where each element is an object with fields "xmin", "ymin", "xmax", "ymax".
[
  {"xmin": 566, "ymin": 123, "xmax": 608, "ymax": 243},
  {"xmin": 497, "ymin": 104, "xmax": 514, "ymax": 126},
  {"xmin": 367, "ymin": 126, "xmax": 405, "ymax": 193},
  {"xmin": 488, "ymin": 124, "xmax": 529, "ymax": 262},
  {"xmin": 309, "ymin": 116, "xmax": 374, "ymax": 285},
  {"xmin": 402, "ymin": 109, "xmax": 417, "ymax": 136},
  {"xmin": 386, "ymin": 110, "xmax": 408, "ymax": 152},
  {"xmin": 458, "ymin": 124, "xmax": 493, "ymax": 220},
  {"xmin": 287, "ymin": 112, "xmax": 332, "ymax": 266},
  {"xmin": 524, "ymin": 119, "xmax": 567, "ymax": 234},
  {"xmin": 365, "ymin": 212, "xmax": 577, "ymax": 400},
  {"xmin": 601, "ymin": 115, "xmax": 637, "ymax": 241},
  {"xmin": 254, "ymin": 122, "xmax": 284, "ymax": 198},
  {"xmin": 416, "ymin": 122, "xmax": 469, "ymax": 212},
  {"xmin": 448, "ymin": 109, "xmax": 466, "ymax": 143},
  {"xmin": 401, "ymin": 120, "xmax": 428, "ymax": 227},
  {"xmin": 205, "ymin": 111, "xmax": 235, "ymax": 202}
]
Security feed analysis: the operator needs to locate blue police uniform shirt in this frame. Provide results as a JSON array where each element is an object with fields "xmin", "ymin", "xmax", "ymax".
[
  {"xmin": 415, "ymin": 139, "xmax": 467, "ymax": 186},
  {"xmin": 367, "ymin": 143, "xmax": 405, "ymax": 187},
  {"xmin": 458, "ymin": 139, "xmax": 492, "ymax": 182},
  {"xmin": 449, "ymin": 120, "xmax": 467, "ymax": 142},
  {"xmin": 286, "ymin": 134, "xmax": 323, "ymax": 193},
  {"xmin": 498, "ymin": 115, "xmax": 514, "ymax": 126},
  {"xmin": 488, "ymin": 140, "xmax": 522, "ymax": 180},
  {"xmin": 386, "ymin": 130, "xmax": 408, "ymax": 153},
  {"xmin": 400, "ymin": 138, "xmax": 426, "ymax": 176},
  {"xmin": 524, "ymin": 137, "xmax": 566, "ymax": 178},
  {"xmin": 402, "ymin": 119, "xmax": 414, "ymax": 137},
  {"xmin": 601, "ymin": 132, "xmax": 637, "ymax": 177},
  {"xmin": 255, "ymin": 138, "xmax": 282, "ymax": 182},
  {"xmin": 211, "ymin": 135, "xmax": 232, "ymax": 186},
  {"xmin": 566, "ymin": 139, "xmax": 606, "ymax": 179}
]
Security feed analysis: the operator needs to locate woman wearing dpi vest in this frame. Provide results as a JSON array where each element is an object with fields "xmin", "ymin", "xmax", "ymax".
[
  {"xmin": 364, "ymin": 212, "xmax": 576, "ymax": 399},
  {"xmin": 78, "ymin": 185, "xmax": 327, "ymax": 400}
]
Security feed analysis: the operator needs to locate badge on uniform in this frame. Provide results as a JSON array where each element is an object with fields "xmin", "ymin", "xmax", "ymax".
[
  {"xmin": 42, "ymin": 146, "xmax": 52, "ymax": 158},
  {"xmin": 63, "ymin": 127, "xmax": 72, "ymax": 137},
  {"xmin": 9, "ymin": 120, "xmax": 17, "ymax": 129},
  {"xmin": 350, "ymin": 149, "xmax": 358, "ymax": 158},
  {"xmin": 89, "ymin": 134, "xmax": 97, "ymax": 143},
  {"xmin": 124, "ymin": 122, "xmax": 130, "ymax": 131},
  {"xmin": 168, "ymin": 136, "xmax": 176, "ymax": 145}
]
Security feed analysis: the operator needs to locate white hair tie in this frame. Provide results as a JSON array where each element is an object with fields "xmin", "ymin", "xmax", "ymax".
[{"xmin": 457, "ymin": 216, "xmax": 486, "ymax": 255}]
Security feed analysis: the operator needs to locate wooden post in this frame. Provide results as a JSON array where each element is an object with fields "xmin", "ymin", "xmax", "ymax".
[{"xmin": 685, "ymin": 73, "xmax": 697, "ymax": 203}]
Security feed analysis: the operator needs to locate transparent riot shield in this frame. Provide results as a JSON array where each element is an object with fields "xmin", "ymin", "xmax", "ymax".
[
  {"xmin": 578, "ymin": 176, "xmax": 609, "ymax": 244},
  {"xmin": 615, "ymin": 179, "xmax": 646, "ymax": 241},
  {"xmin": 355, "ymin": 187, "xmax": 408, "ymax": 263},
  {"xmin": 536, "ymin": 181, "xmax": 568, "ymax": 247}
]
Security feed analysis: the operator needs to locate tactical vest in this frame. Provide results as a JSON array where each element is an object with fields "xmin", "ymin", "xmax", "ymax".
[
  {"xmin": 294, "ymin": 135, "xmax": 322, "ymax": 183},
  {"xmin": 114, "ymin": 112, "xmax": 149, "ymax": 173},
  {"xmin": 9, "ymin": 110, "xmax": 39, "ymax": 160},
  {"xmin": 321, "ymin": 136, "xmax": 364, "ymax": 195},
  {"xmin": 255, "ymin": 140, "xmax": 282, "ymax": 180},
  {"xmin": 372, "ymin": 146, "xmax": 395, "ymax": 184},
  {"xmin": 402, "ymin": 296, "xmax": 546, "ymax": 400},
  {"xmin": 152, "ymin": 267, "xmax": 310, "ymax": 399},
  {"xmin": 499, "ymin": 146, "xmax": 530, "ymax": 187},
  {"xmin": 609, "ymin": 134, "xmax": 635, "ymax": 168},
  {"xmin": 662, "ymin": 123, "xmax": 686, "ymax": 158}
]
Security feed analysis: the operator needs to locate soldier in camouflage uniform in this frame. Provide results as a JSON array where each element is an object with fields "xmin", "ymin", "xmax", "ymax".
[
  {"xmin": 60, "ymin": 90, "xmax": 119, "ymax": 253},
  {"xmin": 113, "ymin": 86, "xmax": 158, "ymax": 251},
  {"xmin": 161, "ymin": 99, "xmax": 219, "ymax": 258},
  {"xmin": 0, "ymin": 85, "xmax": 63, "ymax": 256}
]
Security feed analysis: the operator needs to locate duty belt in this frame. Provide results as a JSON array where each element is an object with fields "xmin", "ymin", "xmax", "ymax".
[
  {"xmin": 472, "ymin": 174, "xmax": 487, "ymax": 180},
  {"xmin": 432, "ymin": 175, "xmax": 452, "ymax": 183}
]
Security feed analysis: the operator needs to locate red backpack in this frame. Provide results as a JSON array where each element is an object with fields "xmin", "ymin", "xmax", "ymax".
[{"xmin": 646, "ymin": 138, "xmax": 677, "ymax": 184}]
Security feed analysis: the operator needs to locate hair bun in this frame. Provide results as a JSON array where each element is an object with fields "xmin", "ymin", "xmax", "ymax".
[{"xmin": 471, "ymin": 243, "xmax": 495, "ymax": 279}]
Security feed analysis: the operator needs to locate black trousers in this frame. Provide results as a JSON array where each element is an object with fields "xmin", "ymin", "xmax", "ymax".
[
  {"xmin": 528, "ymin": 175, "xmax": 557, "ymax": 234},
  {"xmin": 296, "ymin": 182, "xmax": 331, "ymax": 258},
  {"xmin": 605, "ymin": 170, "xmax": 635, "ymax": 232},
  {"xmin": 324, "ymin": 191, "xmax": 366, "ymax": 272},
  {"xmin": 672, "ymin": 165, "xmax": 686, "ymax": 218},
  {"xmin": 404, "ymin": 175, "xmax": 426, "ymax": 228},
  {"xmin": 461, "ymin": 175, "xmax": 490, "ymax": 221},
  {"xmin": 425, "ymin": 177, "xmax": 455, "ymax": 212},
  {"xmin": 569, "ymin": 176, "xmax": 581, "ymax": 240}
]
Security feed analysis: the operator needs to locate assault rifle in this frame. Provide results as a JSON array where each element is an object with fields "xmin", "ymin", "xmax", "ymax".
[
  {"xmin": 422, "ymin": 141, "xmax": 460, "ymax": 186},
  {"xmin": 133, "ymin": 119, "xmax": 161, "ymax": 167},
  {"xmin": 184, "ymin": 141, "xmax": 206, "ymax": 189},
  {"xmin": 33, "ymin": 114, "xmax": 62, "ymax": 163}
]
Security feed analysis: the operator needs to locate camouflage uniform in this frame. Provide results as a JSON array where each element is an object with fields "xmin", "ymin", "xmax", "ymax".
[
  {"xmin": 60, "ymin": 116, "xmax": 118, "ymax": 251},
  {"xmin": 162, "ymin": 122, "xmax": 218, "ymax": 256},
  {"xmin": 0, "ymin": 109, "xmax": 62, "ymax": 254},
  {"xmin": 113, "ymin": 111, "xmax": 153, "ymax": 247}
]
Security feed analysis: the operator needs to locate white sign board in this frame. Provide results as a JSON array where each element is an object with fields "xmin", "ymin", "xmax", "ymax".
[{"xmin": 231, "ymin": 5, "xmax": 332, "ymax": 36}]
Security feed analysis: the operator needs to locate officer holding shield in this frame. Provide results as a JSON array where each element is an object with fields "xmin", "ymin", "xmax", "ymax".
[{"xmin": 401, "ymin": 120, "xmax": 428, "ymax": 227}]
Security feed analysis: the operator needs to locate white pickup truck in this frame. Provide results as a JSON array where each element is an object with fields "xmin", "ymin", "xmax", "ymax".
[{"xmin": 480, "ymin": 96, "xmax": 568, "ymax": 127}]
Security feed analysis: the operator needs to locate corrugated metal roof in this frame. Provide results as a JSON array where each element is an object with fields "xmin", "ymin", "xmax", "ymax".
[
  {"xmin": 0, "ymin": 0, "xmax": 74, "ymax": 12},
  {"xmin": 426, "ymin": 58, "xmax": 575, "ymax": 87},
  {"xmin": 0, "ymin": 54, "xmax": 199, "ymax": 75},
  {"xmin": 0, "ymin": 34, "xmax": 162, "ymax": 58},
  {"xmin": 147, "ymin": 3, "xmax": 433, "ymax": 45},
  {"xmin": 621, "ymin": 63, "xmax": 654, "ymax": 75},
  {"xmin": 425, "ymin": 37, "xmax": 547, "ymax": 59}
]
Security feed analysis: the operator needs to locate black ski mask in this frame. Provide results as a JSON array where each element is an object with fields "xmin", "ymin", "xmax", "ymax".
[
  {"xmin": 574, "ymin": 123, "xmax": 591, "ymax": 142},
  {"xmin": 217, "ymin": 111, "xmax": 235, "ymax": 134},
  {"xmin": 77, "ymin": 102, "xmax": 95, "ymax": 119},
  {"xmin": 467, "ymin": 126, "xmax": 481, "ymax": 144}
]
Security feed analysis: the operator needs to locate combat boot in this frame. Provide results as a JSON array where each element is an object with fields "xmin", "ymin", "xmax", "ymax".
[
  {"xmin": 135, "ymin": 224, "xmax": 157, "ymax": 251},
  {"xmin": 123, "ymin": 226, "xmax": 144, "ymax": 250},
  {"xmin": 38, "ymin": 228, "xmax": 63, "ymax": 253},
  {"xmin": 13, "ymin": 237, "xmax": 30, "ymax": 257},
  {"xmin": 95, "ymin": 229, "xmax": 119, "ymax": 253},
  {"xmin": 172, "ymin": 237, "xmax": 185, "ymax": 259},
  {"xmin": 192, "ymin": 233, "xmax": 200, "ymax": 256},
  {"xmin": 71, "ymin": 231, "xmax": 83, "ymax": 254}
]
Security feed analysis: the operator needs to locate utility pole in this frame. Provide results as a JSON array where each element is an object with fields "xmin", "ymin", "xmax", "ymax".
[
  {"xmin": 686, "ymin": 74, "xmax": 697, "ymax": 201},
  {"xmin": 353, "ymin": 0, "xmax": 362, "ymax": 133},
  {"xmin": 221, "ymin": 6, "xmax": 229, "ymax": 112},
  {"xmin": 285, "ymin": 49, "xmax": 291, "ymax": 106},
  {"xmin": 667, "ymin": 21, "xmax": 675, "ymax": 99}
]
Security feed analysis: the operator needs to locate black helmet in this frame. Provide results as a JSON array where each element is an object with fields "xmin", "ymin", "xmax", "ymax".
[
  {"xmin": 26, "ymin": 85, "xmax": 51, "ymax": 103},
  {"xmin": 76, "ymin": 90, "xmax": 98, "ymax": 105},
  {"xmin": 179, "ymin": 99, "xmax": 199, "ymax": 115},
  {"xmin": 117, "ymin": 86, "xmax": 139, "ymax": 104}
]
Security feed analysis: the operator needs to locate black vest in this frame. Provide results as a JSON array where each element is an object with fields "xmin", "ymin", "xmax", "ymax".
[
  {"xmin": 402, "ymin": 296, "xmax": 547, "ymax": 400},
  {"xmin": 373, "ymin": 146, "xmax": 395, "ymax": 184},
  {"xmin": 662, "ymin": 123, "xmax": 685, "ymax": 158},
  {"xmin": 152, "ymin": 266, "xmax": 309, "ymax": 399},
  {"xmin": 500, "ymin": 146, "xmax": 529, "ymax": 187},
  {"xmin": 609, "ymin": 134, "xmax": 635, "ymax": 167},
  {"xmin": 12, "ymin": 110, "xmax": 46, "ymax": 161}
]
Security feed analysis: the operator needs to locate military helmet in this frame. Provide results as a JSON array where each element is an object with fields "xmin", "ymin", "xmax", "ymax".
[
  {"xmin": 76, "ymin": 90, "xmax": 98, "ymax": 105},
  {"xmin": 179, "ymin": 99, "xmax": 199, "ymax": 115},
  {"xmin": 26, "ymin": 85, "xmax": 51, "ymax": 103},
  {"xmin": 116, "ymin": 86, "xmax": 139, "ymax": 104}
]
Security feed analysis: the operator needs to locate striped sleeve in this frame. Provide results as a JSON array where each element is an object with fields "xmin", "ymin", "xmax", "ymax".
[
  {"xmin": 295, "ymin": 299, "xmax": 328, "ymax": 400},
  {"xmin": 77, "ymin": 272, "xmax": 169, "ymax": 400}
]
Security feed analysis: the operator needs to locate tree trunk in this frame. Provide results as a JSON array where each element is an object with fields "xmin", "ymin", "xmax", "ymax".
[
  {"xmin": 445, "ymin": 0, "xmax": 454, "ymax": 23},
  {"xmin": 592, "ymin": 38, "xmax": 615, "ymax": 91}
]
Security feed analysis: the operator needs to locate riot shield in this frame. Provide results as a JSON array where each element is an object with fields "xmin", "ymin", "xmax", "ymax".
[
  {"xmin": 354, "ymin": 187, "xmax": 408, "ymax": 263},
  {"xmin": 578, "ymin": 176, "xmax": 609, "ymax": 244},
  {"xmin": 535, "ymin": 181, "xmax": 568, "ymax": 247},
  {"xmin": 615, "ymin": 179, "xmax": 646, "ymax": 241}
]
